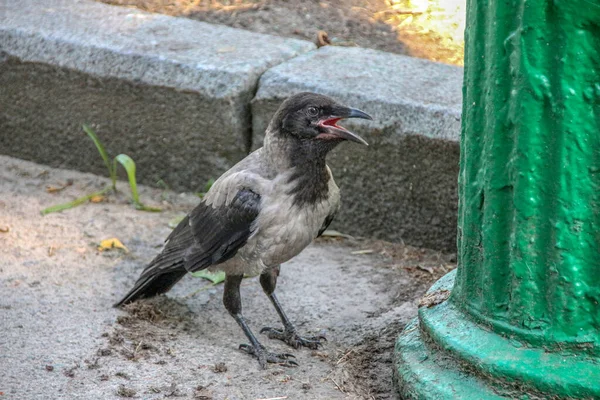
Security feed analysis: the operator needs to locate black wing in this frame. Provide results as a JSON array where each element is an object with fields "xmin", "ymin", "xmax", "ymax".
[
  {"xmin": 114, "ymin": 188, "xmax": 260, "ymax": 306},
  {"xmin": 184, "ymin": 189, "xmax": 261, "ymax": 272}
]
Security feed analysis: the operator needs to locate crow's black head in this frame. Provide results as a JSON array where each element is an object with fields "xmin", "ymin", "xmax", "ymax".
[{"xmin": 270, "ymin": 92, "xmax": 371, "ymax": 146}]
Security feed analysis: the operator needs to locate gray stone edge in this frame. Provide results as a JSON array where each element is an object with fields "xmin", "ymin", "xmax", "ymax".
[
  {"xmin": 0, "ymin": 0, "xmax": 463, "ymax": 149},
  {"xmin": 0, "ymin": 28, "xmax": 293, "ymax": 99}
]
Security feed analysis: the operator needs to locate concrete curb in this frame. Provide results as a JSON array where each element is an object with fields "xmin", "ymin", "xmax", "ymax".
[
  {"xmin": 0, "ymin": 0, "xmax": 315, "ymax": 191},
  {"xmin": 0, "ymin": 0, "xmax": 463, "ymax": 250}
]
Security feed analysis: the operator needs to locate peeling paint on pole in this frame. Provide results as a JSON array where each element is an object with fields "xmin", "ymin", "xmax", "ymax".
[
  {"xmin": 395, "ymin": 0, "xmax": 600, "ymax": 398},
  {"xmin": 454, "ymin": 0, "xmax": 600, "ymax": 355}
]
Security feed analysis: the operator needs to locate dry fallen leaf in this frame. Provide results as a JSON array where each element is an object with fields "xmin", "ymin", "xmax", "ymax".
[
  {"xmin": 316, "ymin": 30, "xmax": 331, "ymax": 48},
  {"xmin": 46, "ymin": 186, "xmax": 63, "ymax": 193},
  {"xmin": 310, "ymin": 350, "xmax": 329, "ymax": 359},
  {"xmin": 418, "ymin": 289, "xmax": 451, "ymax": 308},
  {"xmin": 46, "ymin": 179, "xmax": 74, "ymax": 193},
  {"xmin": 98, "ymin": 238, "xmax": 129, "ymax": 253},
  {"xmin": 0, "ymin": 226, "xmax": 9, "ymax": 233},
  {"xmin": 416, "ymin": 264, "xmax": 434, "ymax": 274},
  {"xmin": 89, "ymin": 195, "xmax": 105, "ymax": 203}
]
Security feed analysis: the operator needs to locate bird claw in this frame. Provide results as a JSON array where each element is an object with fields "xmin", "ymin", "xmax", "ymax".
[
  {"xmin": 238, "ymin": 343, "xmax": 298, "ymax": 369},
  {"xmin": 260, "ymin": 327, "xmax": 326, "ymax": 350}
]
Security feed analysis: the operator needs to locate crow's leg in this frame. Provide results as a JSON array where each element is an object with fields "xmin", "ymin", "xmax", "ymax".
[
  {"xmin": 259, "ymin": 266, "xmax": 326, "ymax": 350},
  {"xmin": 223, "ymin": 273, "xmax": 297, "ymax": 369}
]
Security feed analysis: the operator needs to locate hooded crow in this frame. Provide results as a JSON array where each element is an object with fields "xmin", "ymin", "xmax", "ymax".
[{"xmin": 115, "ymin": 92, "xmax": 372, "ymax": 368}]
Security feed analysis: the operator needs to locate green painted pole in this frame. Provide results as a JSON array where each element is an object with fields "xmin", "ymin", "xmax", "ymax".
[{"xmin": 394, "ymin": 0, "xmax": 600, "ymax": 398}]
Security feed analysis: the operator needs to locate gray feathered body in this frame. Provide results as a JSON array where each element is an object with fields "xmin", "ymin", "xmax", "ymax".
[
  {"xmin": 204, "ymin": 148, "xmax": 339, "ymax": 275},
  {"xmin": 115, "ymin": 128, "xmax": 340, "ymax": 306}
]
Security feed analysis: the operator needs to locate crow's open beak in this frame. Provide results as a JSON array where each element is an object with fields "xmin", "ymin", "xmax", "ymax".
[{"xmin": 317, "ymin": 107, "xmax": 372, "ymax": 146}]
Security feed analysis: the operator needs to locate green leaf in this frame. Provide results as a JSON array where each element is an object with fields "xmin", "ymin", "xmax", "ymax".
[
  {"xmin": 82, "ymin": 125, "xmax": 116, "ymax": 188},
  {"xmin": 204, "ymin": 178, "xmax": 215, "ymax": 192},
  {"xmin": 155, "ymin": 179, "xmax": 170, "ymax": 190},
  {"xmin": 113, "ymin": 154, "xmax": 160, "ymax": 212},
  {"xmin": 135, "ymin": 203, "xmax": 162, "ymax": 212},
  {"xmin": 196, "ymin": 178, "xmax": 215, "ymax": 199},
  {"xmin": 168, "ymin": 215, "xmax": 186, "ymax": 229},
  {"xmin": 41, "ymin": 186, "xmax": 112, "ymax": 215},
  {"xmin": 114, "ymin": 154, "xmax": 138, "ymax": 202},
  {"xmin": 190, "ymin": 270, "xmax": 226, "ymax": 284}
]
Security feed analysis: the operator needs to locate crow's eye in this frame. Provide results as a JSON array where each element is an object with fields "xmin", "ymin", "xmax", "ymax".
[{"xmin": 307, "ymin": 106, "xmax": 319, "ymax": 117}]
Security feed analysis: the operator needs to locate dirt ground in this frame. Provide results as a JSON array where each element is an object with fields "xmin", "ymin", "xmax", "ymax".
[
  {"xmin": 97, "ymin": 0, "xmax": 465, "ymax": 65},
  {"xmin": 0, "ymin": 155, "xmax": 455, "ymax": 399}
]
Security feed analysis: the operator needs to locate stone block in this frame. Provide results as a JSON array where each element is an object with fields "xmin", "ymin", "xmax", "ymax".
[{"xmin": 0, "ymin": 0, "xmax": 314, "ymax": 190}]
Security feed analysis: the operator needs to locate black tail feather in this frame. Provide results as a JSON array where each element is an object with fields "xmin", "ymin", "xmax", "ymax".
[{"xmin": 114, "ymin": 266, "xmax": 187, "ymax": 307}]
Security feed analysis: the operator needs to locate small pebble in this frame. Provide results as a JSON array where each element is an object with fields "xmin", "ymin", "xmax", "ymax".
[
  {"xmin": 213, "ymin": 362, "xmax": 227, "ymax": 373},
  {"xmin": 117, "ymin": 385, "xmax": 136, "ymax": 398}
]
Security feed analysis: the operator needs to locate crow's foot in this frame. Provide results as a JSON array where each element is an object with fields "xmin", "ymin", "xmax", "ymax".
[
  {"xmin": 260, "ymin": 327, "xmax": 326, "ymax": 350},
  {"xmin": 238, "ymin": 343, "xmax": 298, "ymax": 369}
]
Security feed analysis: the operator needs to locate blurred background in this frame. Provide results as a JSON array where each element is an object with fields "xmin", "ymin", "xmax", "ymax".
[{"xmin": 100, "ymin": 0, "xmax": 466, "ymax": 65}]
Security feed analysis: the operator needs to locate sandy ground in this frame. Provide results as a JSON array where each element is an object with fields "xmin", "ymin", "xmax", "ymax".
[{"xmin": 0, "ymin": 155, "xmax": 454, "ymax": 399}]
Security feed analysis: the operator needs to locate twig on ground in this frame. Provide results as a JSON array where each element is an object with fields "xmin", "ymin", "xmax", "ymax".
[
  {"xmin": 255, "ymin": 397, "xmax": 288, "ymax": 400},
  {"xmin": 336, "ymin": 348, "xmax": 355, "ymax": 365},
  {"xmin": 330, "ymin": 377, "xmax": 345, "ymax": 393}
]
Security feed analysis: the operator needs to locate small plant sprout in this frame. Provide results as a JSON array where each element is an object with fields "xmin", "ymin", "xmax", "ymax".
[
  {"xmin": 196, "ymin": 178, "xmax": 215, "ymax": 199},
  {"xmin": 41, "ymin": 125, "xmax": 161, "ymax": 215}
]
